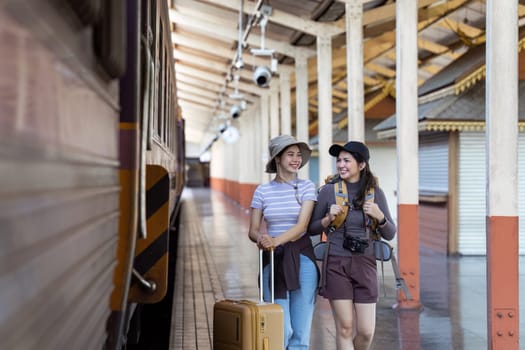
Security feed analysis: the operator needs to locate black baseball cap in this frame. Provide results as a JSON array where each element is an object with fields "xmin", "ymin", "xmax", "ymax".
[{"xmin": 328, "ymin": 141, "xmax": 370, "ymax": 162}]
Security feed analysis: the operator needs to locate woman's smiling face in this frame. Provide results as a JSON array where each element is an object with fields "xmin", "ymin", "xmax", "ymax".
[
  {"xmin": 336, "ymin": 150, "xmax": 365, "ymax": 183},
  {"xmin": 277, "ymin": 145, "xmax": 303, "ymax": 173}
]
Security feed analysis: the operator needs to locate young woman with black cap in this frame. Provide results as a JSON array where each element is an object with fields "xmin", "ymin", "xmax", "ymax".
[
  {"xmin": 248, "ymin": 134, "xmax": 319, "ymax": 349},
  {"xmin": 308, "ymin": 141, "xmax": 396, "ymax": 350}
]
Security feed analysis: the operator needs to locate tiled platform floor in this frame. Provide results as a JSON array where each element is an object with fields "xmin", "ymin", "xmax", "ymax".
[{"xmin": 171, "ymin": 188, "xmax": 525, "ymax": 349}]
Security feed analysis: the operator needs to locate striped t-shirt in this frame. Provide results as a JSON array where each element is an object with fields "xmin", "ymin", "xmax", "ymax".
[{"xmin": 251, "ymin": 179, "xmax": 317, "ymax": 237}]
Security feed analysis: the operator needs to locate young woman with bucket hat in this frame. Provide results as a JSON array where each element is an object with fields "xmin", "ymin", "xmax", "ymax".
[{"xmin": 248, "ymin": 135, "xmax": 319, "ymax": 349}]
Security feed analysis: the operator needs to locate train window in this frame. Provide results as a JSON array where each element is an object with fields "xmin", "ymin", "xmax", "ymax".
[
  {"xmin": 166, "ymin": 80, "xmax": 171, "ymax": 148},
  {"xmin": 170, "ymin": 85, "xmax": 174, "ymax": 150},
  {"xmin": 140, "ymin": 0, "xmax": 154, "ymax": 150},
  {"xmin": 150, "ymin": 0, "xmax": 158, "ymax": 136},
  {"xmin": 147, "ymin": 59, "xmax": 155, "ymax": 150},
  {"xmin": 141, "ymin": 0, "xmax": 149, "ymax": 41},
  {"xmin": 169, "ymin": 85, "xmax": 174, "ymax": 151},
  {"xmin": 156, "ymin": 22, "xmax": 165, "ymax": 140},
  {"xmin": 170, "ymin": 101, "xmax": 174, "ymax": 150},
  {"xmin": 173, "ymin": 89, "xmax": 177, "ymax": 152},
  {"xmin": 150, "ymin": 0, "xmax": 157, "ymax": 46},
  {"xmin": 161, "ymin": 47, "xmax": 165, "ymax": 143},
  {"xmin": 172, "ymin": 84, "xmax": 178, "ymax": 153},
  {"xmin": 163, "ymin": 48, "xmax": 169, "ymax": 144},
  {"xmin": 169, "ymin": 105, "xmax": 173, "ymax": 151}
]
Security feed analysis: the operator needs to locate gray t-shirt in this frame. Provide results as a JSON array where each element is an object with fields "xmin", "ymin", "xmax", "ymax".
[{"xmin": 308, "ymin": 180, "xmax": 396, "ymax": 257}]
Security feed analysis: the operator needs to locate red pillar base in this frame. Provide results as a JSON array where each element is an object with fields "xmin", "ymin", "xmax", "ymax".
[
  {"xmin": 397, "ymin": 204, "xmax": 421, "ymax": 308},
  {"xmin": 487, "ymin": 216, "xmax": 519, "ymax": 350},
  {"xmin": 393, "ymin": 300, "xmax": 423, "ymax": 311}
]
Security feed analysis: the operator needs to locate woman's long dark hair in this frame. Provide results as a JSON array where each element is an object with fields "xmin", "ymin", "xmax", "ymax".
[{"xmin": 350, "ymin": 152, "xmax": 377, "ymax": 208}]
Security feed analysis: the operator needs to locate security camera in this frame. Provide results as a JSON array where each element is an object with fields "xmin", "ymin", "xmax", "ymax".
[
  {"xmin": 230, "ymin": 105, "xmax": 241, "ymax": 119},
  {"xmin": 221, "ymin": 125, "xmax": 240, "ymax": 144},
  {"xmin": 253, "ymin": 66, "xmax": 272, "ymax": 87}
]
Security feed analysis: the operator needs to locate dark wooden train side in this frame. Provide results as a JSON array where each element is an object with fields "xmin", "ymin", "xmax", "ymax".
[{"xmin": 0, "ymin": 0, "xmax": 184, "ymax": 349}]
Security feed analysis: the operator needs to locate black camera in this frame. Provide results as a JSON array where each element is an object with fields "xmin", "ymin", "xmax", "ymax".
[{"xmin": 343, "ymin": 236, "xmax": 369, "ymax": 254}]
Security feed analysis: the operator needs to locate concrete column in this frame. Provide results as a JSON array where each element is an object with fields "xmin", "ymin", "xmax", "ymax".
[
  {"xmin": 269, "ymin": 79, "xmax": 280, "ymax": 138},
  {"xmin": 486, "ymin": 1, "xmax": 519, "ymax": 348},
  {"xmin": 295, "ymin": 54, "xmax": 310, "ymax": 179},
  {"xmin": 237, "ymin": 112, "xmax": 250, "ymax": 185},
  {"xmin": 317, "ymin": 34, "xmax": 333, "ymax": 185},
  {"xmin": 260, "ymin": 93, "xmax": 270, "ymax": 182},
  {"xmin": 249, "ymin": 107, "xmax": 260, "ymax": 183},
  {"xmin": 345, "ymin": 0, "xmax": 364, "ymax": 141},
  {"xmin": 279, "ymin": 66, "xmax": 292, "ymax": 136},
  {"xmin": 396, "ymin": 0, "xmax": 421, "ymax": 310}
]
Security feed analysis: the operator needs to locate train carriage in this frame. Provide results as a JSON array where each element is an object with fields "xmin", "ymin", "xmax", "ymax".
[{"xmin": 0, "ymin": 0, "xmax": 184, "ymax": 349}]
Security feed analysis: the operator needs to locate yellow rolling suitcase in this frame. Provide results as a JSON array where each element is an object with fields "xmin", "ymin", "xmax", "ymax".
[{"xmin": 213, "ymin": 249, "xmax": 284, "ymax": 349}]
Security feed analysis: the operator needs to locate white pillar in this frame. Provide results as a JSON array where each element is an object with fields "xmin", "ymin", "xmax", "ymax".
[
  {"xmin": 395, "ymin": 0, "xmax": 421, "ymax": 310},
  {"xmin": 486, "ymin": 0, "xmax": 518, "ymax": 216},
  {"xmin": 260, "ymin": 93, "xmax": 270, "ymax": 182},
  {"xmin": 486, "ymin": 1, "xmax": 519, "ymax": 348},
  {"xmin": 396, "ymin": 0, "xmax": 419, "ymax": 206},
  {"xmin": 279, "ymin": 66, "xmax": 292, "ymax": 136},
  {"xmin": 317, "ymin": 34, "xmax": 333, "ymax": 185},
  {"xmin": 295, "ymin": 54, "xmax": 310, "ymax": 179},
  {"xmin": 238, "ymin": 112, "xmax": 250, "ymax": 184},
  {"xmin": 269, "ymin": 79, "xmax": 280, "ymax": 138},
  {"xmin": 345, "ymin": 0, "xmax": 364, "ymax": 141}
]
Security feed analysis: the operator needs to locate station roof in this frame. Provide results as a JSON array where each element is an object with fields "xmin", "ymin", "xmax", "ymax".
[
  {"xmin": 374, "ymin": 35, "xmax": 525, "ymax": 139},
  {"xmin": 168, "ymin": 0, "xmax": 525, "ymax": 155}
]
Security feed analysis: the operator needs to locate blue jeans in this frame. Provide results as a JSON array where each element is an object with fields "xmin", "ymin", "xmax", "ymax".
[{"xmin": 263, "ymin": 254, "xmax": 318, "ymax": 349}]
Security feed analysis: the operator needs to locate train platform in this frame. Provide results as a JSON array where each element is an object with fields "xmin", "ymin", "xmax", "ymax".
[{"xmin": 170, "ymin": 188, "xmax": 525, "ymax": 349}]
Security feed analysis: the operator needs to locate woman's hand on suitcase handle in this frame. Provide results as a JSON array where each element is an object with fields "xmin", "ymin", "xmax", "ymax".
[{"xmin": 257, "ymin": 233, "xmax": 276, "ymax": 250}]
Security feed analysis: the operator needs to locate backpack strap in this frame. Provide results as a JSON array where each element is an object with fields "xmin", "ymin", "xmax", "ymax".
[
  {"xmin": 364, "ymin": 187, "xmax": 380, "ymax": 240},
  {"xmin": 327, "ymin": 176, "xmax": 376, "ymax": 234},
  {"xmin": 327, "ymin": 177, "xmax": 349, "ymax": 232}
]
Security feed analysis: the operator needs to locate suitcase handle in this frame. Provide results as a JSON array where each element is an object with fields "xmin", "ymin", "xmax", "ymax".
[{"xmin": 259, "ymin": 248, "xmax": 275, "ymax": 303}]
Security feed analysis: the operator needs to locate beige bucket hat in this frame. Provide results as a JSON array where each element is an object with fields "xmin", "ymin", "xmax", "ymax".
[{"xmin": 265, "ymin": 135, "xmax": 312, "ymax": 173}]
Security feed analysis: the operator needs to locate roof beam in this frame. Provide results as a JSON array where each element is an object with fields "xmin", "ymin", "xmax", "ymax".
[
  {"xmin": 334, "ymin": 0, "xmax": 440, "ymax": 30},
  {"xmin": 199, "ymin": 0, "xmax": 343, "ymax": 37},
  {"xmin": 173, "ymin": 50, "xmax": 257, "ymax": 82},
  {"xmin": 178, "ymin": 83, "xmax": 222, "ymax": 101},
  {"xmin": 170, "ymin": 1, "xmax": 315, "ymax": 58},
  {"xmin": 173, "ymin": 50, "xmax": 229, "ymax": 73},
  {"xmin": 178, "ymin": 82, "xmax": 254, "ymax": 106},
  {"xmin": 418, "ymin": 37, "xmax": 449, "ymax": 54},
  {"xmin": 179, "ymin": 102, "xmax": 214, "ymax": 116},
  {"xmin": 178, "ymin": 91, "xmax": 219, "ymax": 108},
  {"xmin": 306, "ymin": 1, "xmax": 471, "ymax": 88},
  {"xmin": 176, "ymin": 64, "xmax": 265, "ymax": 95},
  {"xmin": 171, "ymin": 31, "xmax": 270, "ymax": 68},
  {"xmin": 176, "ymin": 73, "xmax": 257, "ymax": 103},
  {"xmin": 365, "ymin": 62, "xmax": 395, "ymax": 78},
  {"xmin": 342, "ymin": 0, "xmax": 471, "ymax": 39},
  {"xmin": 437, "ymin": 18, "xmax": 484, "ymax": 38},
  {"xmin": 306, "ymin": 31, "xmax": 396, "ymax": 85}
]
